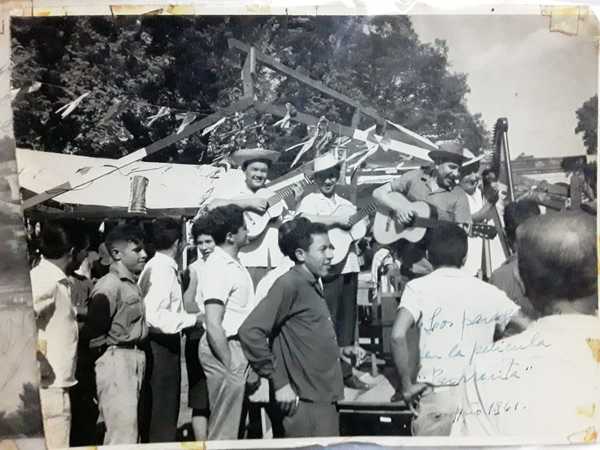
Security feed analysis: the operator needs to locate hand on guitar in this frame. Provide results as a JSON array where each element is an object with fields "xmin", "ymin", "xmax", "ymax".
[
  {"xmin": 246, "ymin": 198, "xmax": 269, "ymax": 214},
  {"xmin": 393, "ymin": 206, "xmax": 415, "ymax": 225},
  {"xmin": 335, "ymin": 214, "xmax": 354, "ymax": 230},
  {"xmin": 290, "ymin": 182, "xmax": 305, "ymax": 201}
]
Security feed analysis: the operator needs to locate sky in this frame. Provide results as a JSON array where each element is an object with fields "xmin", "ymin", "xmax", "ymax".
[{"xmin": 411, "ymin": 14, "xmax": 598, "ymax": 158}]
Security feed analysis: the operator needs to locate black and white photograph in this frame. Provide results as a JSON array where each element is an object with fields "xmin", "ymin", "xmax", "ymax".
[{"xmin": 3, "ymin": 6, "xmax": 599, "ymax": 449}]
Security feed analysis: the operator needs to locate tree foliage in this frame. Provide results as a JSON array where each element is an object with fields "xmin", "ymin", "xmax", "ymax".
[
  {"xmin": 575, "ymin": 94, "xmax": 597, "ymax": 154},
  {"xmin": 11, "ymin": 16, "xmax": 489, "ymax": 170}
]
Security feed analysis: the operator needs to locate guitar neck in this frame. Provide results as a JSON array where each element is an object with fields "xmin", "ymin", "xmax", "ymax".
[
  {"xmin": 413, "ymin": 217, "xmax": 467, "ymax": 229},
  {"xmin": 268, "ymin": 178, "xmax": 310, "ymax": 205},
  {"xmin": 348, "ymin": 202, "xmax": 379, "ymax": 226}
]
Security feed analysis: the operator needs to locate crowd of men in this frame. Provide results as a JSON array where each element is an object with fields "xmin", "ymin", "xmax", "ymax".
[{"xmin": 30, "ymin": 143, "xmax": 598, "ymax": 448}]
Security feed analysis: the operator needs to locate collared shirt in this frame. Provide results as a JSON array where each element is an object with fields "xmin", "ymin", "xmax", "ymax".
[
  {"xmin": 399, "ymin": 267, "xmax": 520, "ymax": 386},
  {"xmin": 210, "ymin": 171, "xmax": 285, "ymax": 268},
  {"xmin": 138, "ymin": 252, "xmax": 196, "ymax": 335},
  {"xmin": 451, "ymin": 314, "xmax": 600, "ymax": 443},
  {"xmin": 238, "ymin": 265, "xmax": 344, "ymax": 403},
  {"xmin": 391, "ymin": 168, "xmax": 472, "ymax": 224},
  {"xmin": 30, "ymin": 258, "xmax": 78, "ymax": 388},
  {"xmin": 88, "ymin": 263, "xmax": 148, "ymax": 348},
  {"xmin": 490, "ymin": 254, "xmax": 538, "ymax": 319},
  {"xmin": 297, "ymin": 192, "xmax": 360, "ymax": 274},
  {"xmin": 201, "ymin": 246, "xmax": 256, "ymax": 337}
]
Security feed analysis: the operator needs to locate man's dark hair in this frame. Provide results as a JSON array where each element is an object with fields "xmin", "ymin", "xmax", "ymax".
[
  {"xmin": 427, "ymin": 223, "xmax": 468, "ymax": 268},
  {"xmin": 242, "ymin": 158, "xmax": 272, "ymax": 171},
  {"xmin": 503, "ymin": 200, "xmax": 541, "ymax": 246},
  {"xmin": 278, "ymin": 217, "xmax": 329, "ymax": 263},
  {"xmin": 518, "ymin": 212, "xmax": 596, "ymax": 304},
  {"xmin": 105, "ymin": 224, "xmax": 145, "ymax": 254},
  {"xmin": 39, "ymin": 222, "xmax": 73, "ymax": 259},
  {"xmin": 191, "ymin": 215, "xmax": 213, "ymax": 242},
  {"xmin": 205, "ymin": 205, "xmax": 245, "ymax": 245},
  {"xmin": 151, "ymin": 218, "xmax": 181, "ymax": 251}
]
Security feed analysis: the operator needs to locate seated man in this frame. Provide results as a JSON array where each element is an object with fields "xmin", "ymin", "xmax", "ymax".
[
  {"xmin": 238, "ymin": 218, "xmax": 366, "ymax": 438},
  {"xmin": 390, "ymin": 223, "xmax": 527, "ymax": 436},
  {"xmin": 451, "ymin": 212, "xmax": 599, "ymax": 442},
  {"xmin": 490, "ymin": 200, "xmax": 541, "ymax": 319}
]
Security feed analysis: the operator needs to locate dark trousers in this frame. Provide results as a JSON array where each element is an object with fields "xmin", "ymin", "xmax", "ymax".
[
  {"xmin": 323, "ymin": 272, "xmax": 358, "ymax": 379},
  {"xmin": 281, "ymin": 401, "xmax": 339, "ymax": 437},
  {"xmin": 69, "ymin": 343, "xmax": 99, "ymax": 446},
  {"xmin": 140, "ymin": 333, "xmax": 181, "ymax": 443}
]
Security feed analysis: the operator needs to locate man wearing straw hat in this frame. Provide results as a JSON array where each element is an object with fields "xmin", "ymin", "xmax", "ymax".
[
  {"xmin": 372, "ymin": 140, "xmax": 472, "ymax": 280},
  {"xmin": 296, "ymin": 151, "xmax": 368, "ymax": 391},
  {"xmin": 207, "ymin": 147, "xmax": 288, "ymax": 288}
]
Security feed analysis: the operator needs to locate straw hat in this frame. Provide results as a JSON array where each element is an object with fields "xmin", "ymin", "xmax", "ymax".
[
  {"xmin": 230, "ymin": 148, "xmax": 280, "ymax": 168},
  {"xmin": 429, "ymin": 141, "xmax": 470, "ymax": 165},
  {"xmin": 312, "ymin": 151, "xmax": 343, "ymax": 174}
]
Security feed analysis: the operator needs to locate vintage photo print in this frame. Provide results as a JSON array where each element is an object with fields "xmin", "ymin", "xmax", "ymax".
[{"xmin": 2, "ymin": 5, "xmax": 599, "ymax": 449}]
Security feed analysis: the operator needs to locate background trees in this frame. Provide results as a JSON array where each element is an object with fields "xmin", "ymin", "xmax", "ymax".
[
  {"xmin": 11, "ymin": 16, "xmax": 489, "ymax": 169},
  {"xmin": 575, "ymin": 94, "xmax": 597, "ymax": 155}
]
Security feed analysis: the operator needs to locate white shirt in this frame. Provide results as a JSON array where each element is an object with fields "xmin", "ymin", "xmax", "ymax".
[
  {"xmin": 451, "ymin": 314, "xmax": 600, "ymax": 443},
  {"xmin": 187, "ymin": 256, "xmax": 209, "ymax": 314},
  {"xmin": 201, "ymin": 246, "xmax": 256, "ymax": 337},
  {"xmin": 210, "ymin": 171, "xmax": 285, "ymax": 268},
  {"xmin": 371, "ymin": 248, "xmax": 401, "ymax": 293},
  {"xmin": 399, "ymin": 267, "xmax": 520, "ymax": 386},
  {"xmin": 297, "ymin": 192, "xmax": 360, "ymax": 274},
  {"xmin": 139, "ymin": 252, "xmax": 197, "ymax": 334},
  {"xmin": 30, "ymin": 258, "xmax": 78, "ymax": 388},
  {"xmin": 463, "ymin": 190, "xmax": 484, "ymax": 276}
]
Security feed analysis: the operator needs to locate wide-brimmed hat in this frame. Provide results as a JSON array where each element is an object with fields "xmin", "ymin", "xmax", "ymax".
[
  {"xmin": 429, "ymin": 141, "xmax": 470, "ymax": 165},
  {"xmin": 312, "ymin": 151, "xmax": 343, "ymax": 174},
  {"xmin": 230, "ymin": 148, "xmax": 280, "ymax": 167}
]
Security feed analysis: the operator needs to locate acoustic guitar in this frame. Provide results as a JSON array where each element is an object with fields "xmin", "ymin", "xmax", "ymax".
[
  {"xmin": 244, "ymin": 175, "xmax": 313, "ymax": 240},
  {"xmin": 327, "ymin": 203, "xmax": 370, "ymax": 265},
  {"xmin": 372, "ymin": 193, "xmax": 497, "ymax": 245}
]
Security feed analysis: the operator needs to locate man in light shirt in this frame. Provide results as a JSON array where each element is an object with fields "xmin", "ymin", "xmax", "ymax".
[
  {"xmin": 297, "ymin": 152, "xmax": 367, "ymax": 390},
  {"xmin": 390, "ymin": 223, "xmax": 527, "ymax": 436},
  {"xmin": 182, "ymin": 216, "xmax": 216, "ymax": 440},
  {"xmin": 138, "ymin": 218, "xmax": 204, "ymax": 443},
  {"xmin": 452, "ymin": 212, "xmax": 599, "ymax": 443},
  {"xmin": 30, "ymin": 222, "xmax": 79, "ymax": 449},
  {"xmin": 198, "ymin": 205, "xmax": 257, "ymax": 440},
  {"xmin": 207, "ymin": 147, "xmax": 287, "ymax": 288}
]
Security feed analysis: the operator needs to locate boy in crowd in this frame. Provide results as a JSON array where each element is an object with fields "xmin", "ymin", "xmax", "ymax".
[{"xmin": 239, "ymin": 217, "xmax": 366, "ymax": 437}]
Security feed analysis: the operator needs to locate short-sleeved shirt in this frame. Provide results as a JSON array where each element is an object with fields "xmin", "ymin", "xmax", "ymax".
[
  {"xmin": 297, "ymin": 192, "xmax": 360, "ymax": 274},
  {"xmin": 210, "ymin": 171, "xmax": 285, "ymax": 269},
  {"xmin": 451, "ymin": 315, "xmax": 600, "ymax": 443},
  {"xmin": 390, "ymin": 169, "xmax": 472, "ymax": 224},
  {"xmin": 399, "ymin": 267, "xmax": 520, "ymax": 386},
  {"xmin": 30, "ymin": 258, "xmax": 78, "ymax": 388},
  {"xmin": 201, "ymin": 246, "xmax": 256, "ymax": 337},
  {"xmin": 89, "ymin": 264, "xmax": 149, "ymax": 348}
]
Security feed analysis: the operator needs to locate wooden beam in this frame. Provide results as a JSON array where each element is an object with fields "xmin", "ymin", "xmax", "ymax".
[
  {"xmin": 241, "ymin": 53, "xmax": 254, "ymax": 99},
  {"xmin": 254, "ymin": 102, "xmax": 355, "ymax": 139},
  {"xmin": 228, "ymin": 38, "xmax": 383, "ymax": 123},
  {"xmin": 22, "ymin": 97, "xmax": 255, "ymax": 210}
]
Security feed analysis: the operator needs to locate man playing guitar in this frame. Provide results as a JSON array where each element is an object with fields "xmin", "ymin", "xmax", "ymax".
[
  {"xmin": 372, "ymin": 141, "xmax": 472, "ymax": 280},
  {"xmin": 297, "ymin": 152, "xmax": 368, "ymax": 391},
  {"xmin": 207, "ymin": 147, "xmax": 288, "ymax": 288}
]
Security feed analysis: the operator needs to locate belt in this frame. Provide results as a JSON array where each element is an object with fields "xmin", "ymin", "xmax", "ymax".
[
  {"xmin": 227, "ymin": 335, "xmax": 240, "ymax": 341},
  {"xmin": 107, "ymin": 342, "xmax": 143, "ymax": 350}
]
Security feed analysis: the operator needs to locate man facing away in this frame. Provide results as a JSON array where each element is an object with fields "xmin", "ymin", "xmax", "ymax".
[
  {"xmin": 238, "ymin": 217, "xmax": 366, "ymax": 438},
  {"xmin": 296, "ymin": 152, "xmax": 367, "ymax": 390},
  {"xmin": 207, "ymin": 147, "xmax": 287, "ymax": 288},
  {"xmin": 181, "ymin": 216, "xmax": 217, "ymax": 440},
  {"xmin": 451, "ymin": 212, "xmax": 599, "ymax": 443},
  {"xmin": 30, "ymin": 222, "xmax": 79, "ymax": 449},
  {"xmin": 198, "ymin": 204, "xmax": 257, "ymax": 440},
  {"xmin": 86, "ymin": 225, "xmax": 149, "ymax": 445},
  {"xmin": 489, "ymin": 199, "xmax": 541, "ymax": 320},
  {"xmin": 137, "ymin": 218, "xmax": 204, "ymax": 443},
  {"xmin": 372, "ymin": 141, "xmax": 472, "ymax": 280},
  {"xmin": 390, "ymin": 223, "xmax": 528, "ymax": 436}
]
